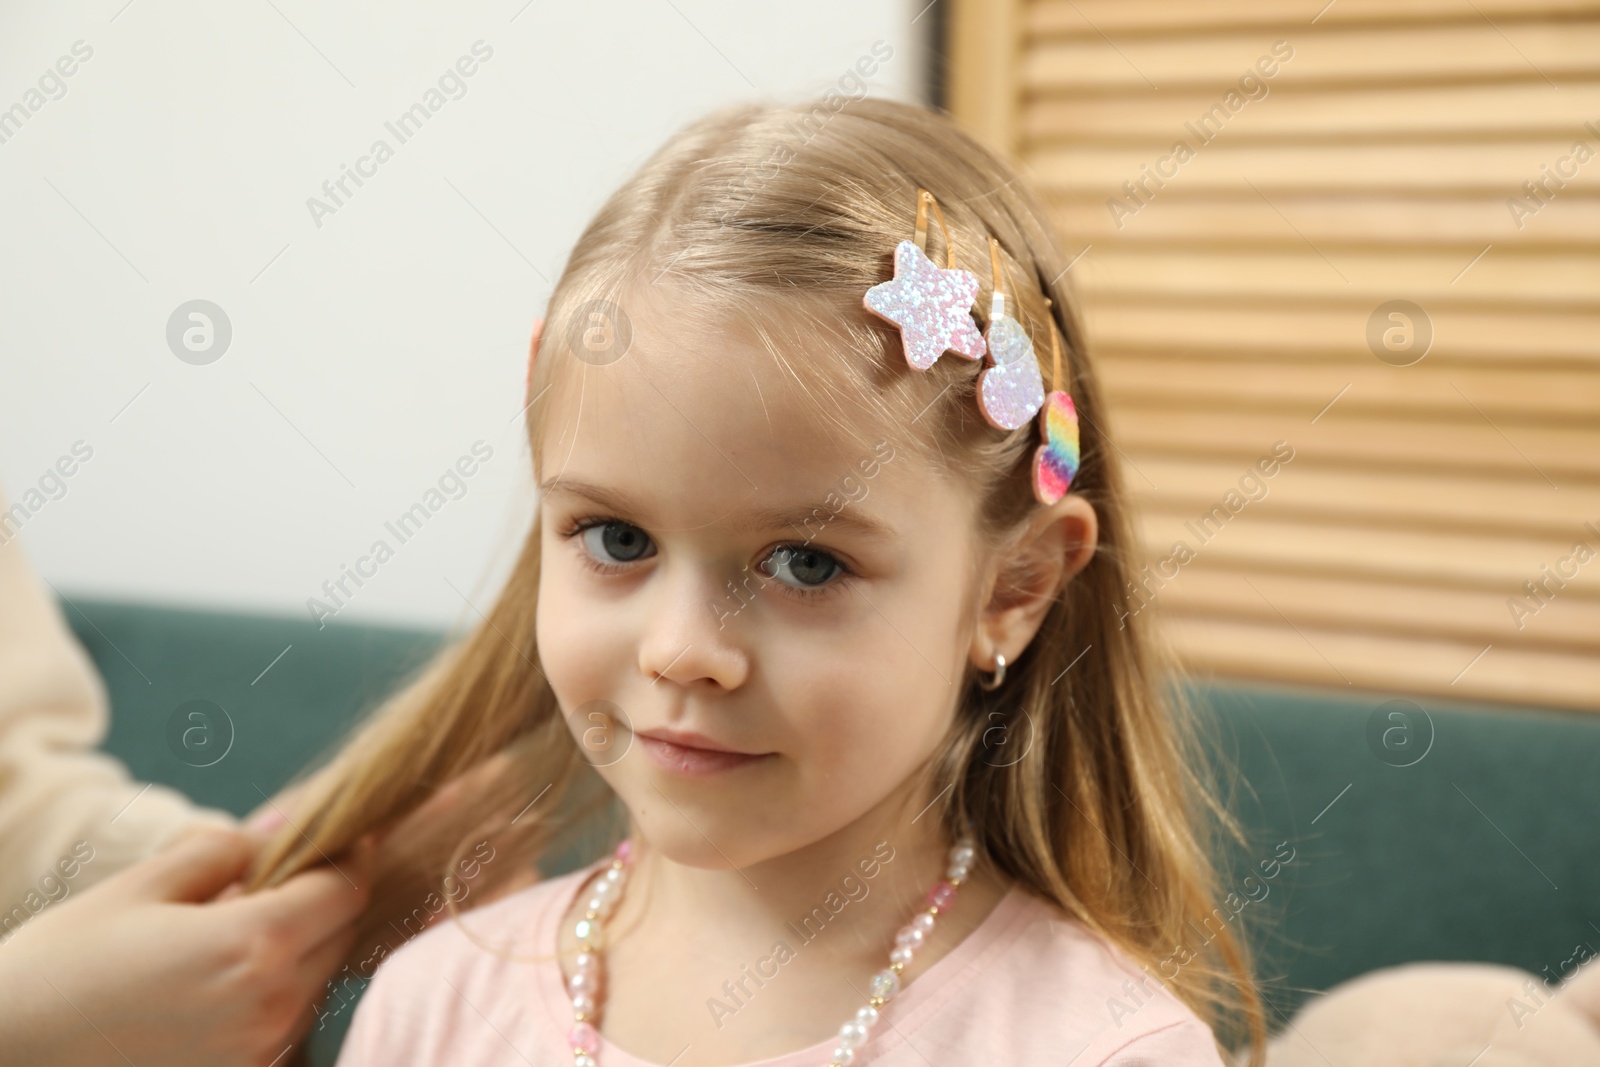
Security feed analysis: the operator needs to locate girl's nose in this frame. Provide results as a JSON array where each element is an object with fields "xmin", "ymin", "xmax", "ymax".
[{"xmin": 636, "ymin": 561, "xmax": 751, "ymax": 691}]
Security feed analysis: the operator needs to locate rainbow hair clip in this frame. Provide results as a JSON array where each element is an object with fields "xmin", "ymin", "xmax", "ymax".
[{"xmin": 1031, "ymin": 311, "xmax": 1080, "ymax": 504}]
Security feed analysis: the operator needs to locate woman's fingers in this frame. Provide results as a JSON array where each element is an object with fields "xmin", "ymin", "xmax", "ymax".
[
  {"xmin": 123, "ymin": 826, "xmax": 258, "ymax": 903},
  {"xmin": 243, "ymin": 798, "xmax": 290, "ymax": 835},
  {"xmin": 220, "ymin": 837, "xmax": 375, "ymax": 959}
]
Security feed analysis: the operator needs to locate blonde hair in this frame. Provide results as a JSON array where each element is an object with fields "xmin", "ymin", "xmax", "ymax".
[{"xmin": 247, "ymin": 95, "xmax": 1264, "ymax": 1062}]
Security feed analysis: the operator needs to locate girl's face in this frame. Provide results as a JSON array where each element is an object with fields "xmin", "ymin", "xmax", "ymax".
[{"xmin": 534, "ymin": 287, "xmax": 985, "ymax": 870}]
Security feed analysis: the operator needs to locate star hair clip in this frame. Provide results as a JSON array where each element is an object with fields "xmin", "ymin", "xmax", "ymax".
[{"xmin": 862, "ymin": 188, "xmax": 987, "ymax": 371}]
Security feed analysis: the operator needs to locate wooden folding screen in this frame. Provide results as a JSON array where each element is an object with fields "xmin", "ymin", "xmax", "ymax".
[{"xmin": 949, "ymin": 0, "xmax": 1600, "ymax": 710}]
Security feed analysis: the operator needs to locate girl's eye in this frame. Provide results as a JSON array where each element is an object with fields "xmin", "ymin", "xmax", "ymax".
[
  {"xmin": 577, "ymin": 520, "xmax": 654, "ymax": 565},
  {"xmin": 760, "ymin": 545, "xmax": 846, "ymax": 596}
]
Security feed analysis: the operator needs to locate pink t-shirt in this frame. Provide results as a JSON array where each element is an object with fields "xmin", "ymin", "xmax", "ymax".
[{"xmin": 335, "ymin": 856, "xmax": 1227, "ymax": 1066}]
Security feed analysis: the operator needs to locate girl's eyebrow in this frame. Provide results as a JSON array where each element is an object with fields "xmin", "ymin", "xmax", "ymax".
[{"xmin": 539, "ymin": 478, "xmax": 900, "ymax": 544}]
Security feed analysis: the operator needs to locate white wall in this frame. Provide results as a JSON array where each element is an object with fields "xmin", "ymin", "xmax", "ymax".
[{"xmin": 0, "ymin": 0, "xmax": 931, "ymax": 631}]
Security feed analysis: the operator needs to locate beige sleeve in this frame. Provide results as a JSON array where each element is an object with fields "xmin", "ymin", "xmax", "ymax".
[{"xmin": 0, "ymin": 484, "xmax": 237, "ymax": 909}]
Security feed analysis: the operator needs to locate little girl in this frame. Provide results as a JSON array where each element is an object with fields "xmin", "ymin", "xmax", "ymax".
[{"xmin": 248, "ymin": 95, "xmax": 1264, "ymax": 1066}]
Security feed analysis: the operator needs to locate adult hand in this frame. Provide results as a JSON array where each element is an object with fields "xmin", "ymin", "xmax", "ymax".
[
  {"xmin": 0, "ymin": 751, "xmax": 542, "ymax": 1066},
  {"xmin": 0, "ymin": 826, "xmax": 374, "ymax": 1067}
]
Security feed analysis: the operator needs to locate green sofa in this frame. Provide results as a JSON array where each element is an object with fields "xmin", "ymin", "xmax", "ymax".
[{"xmin": 63, "ymin": 596, "xmax": 1600, "ymax": 1062}]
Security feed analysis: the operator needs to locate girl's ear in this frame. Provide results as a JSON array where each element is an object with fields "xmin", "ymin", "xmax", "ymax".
[
  {"xmin": 969, "ymin": 495, "xmax": 1098, "ymax": 674},
  {"xmin": 525, "ymin": 316, "xmax": 546, "ymax": 405}
]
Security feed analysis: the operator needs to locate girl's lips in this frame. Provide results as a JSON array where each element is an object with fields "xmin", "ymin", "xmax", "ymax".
[{"xmin": 638, "ymin": 734, "xmax": 773, "ymax": 777}]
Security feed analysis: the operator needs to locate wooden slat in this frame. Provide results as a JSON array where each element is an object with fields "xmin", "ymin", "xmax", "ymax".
[
  {"xmin": 1136, "ymin": 564, "xmax": 1600, "ymax": 655},
  {"xmin": 1050, "ymin": 195, "xmax": 1600, "ymax": 249},
  {"xmin": 1023, "ymin": 24, "xmax": 1600, "ymax": 92},
  {"xmin": 1029, "ymin": 143, "xmax": 1600, "ymax": 196},
  {"xmin": 1024, "ymin": 83, "xmax": 1600, "ymax": 143},
  {"xmin": 1098, "ymin": 356, "xmax": 1600, "ymax": 424},
  {"xmin": 1131, "ymin": 511, "xmax": 1600, "ymax": 597},
  {"xmin": 949, "ymin": 0, "xmax": 1023, "ymax": 158},
  {"xmin": 1027, "ymin": 0, "xmax": 1600, "ymax": 37},
  {"xmin": 1113, "ymin": 409, "xmax": 1600, "ymax": 485},
  {"xmin": 1128, "ymin": 456, "xmax": 1600, "ymax": 537},
  {"xmin": 1164, "ymin": 615, "xmax": 1600, "ymax": 711},
  {"xmin": 1071, "ymin": 249, "xmax": 1600, "ymax": 307},
  {"xmin": 1081, "ymin": 302, "xmax": 1600, "ymax": 367}
]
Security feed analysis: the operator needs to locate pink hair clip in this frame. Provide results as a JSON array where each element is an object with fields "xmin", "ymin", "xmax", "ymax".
[
  {"xmin": 863, "ymin": 188, "xmax": 986, "ymax": 371},
  {"xmin": 976, "ymin": 236, "xmax": 1045, "ymax": 432},
  {"xmin": 1032, "ymin": 299, "xmax": 1080, "ymax": 504}
]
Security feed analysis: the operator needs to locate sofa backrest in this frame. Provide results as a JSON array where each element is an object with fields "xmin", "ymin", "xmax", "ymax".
[{"xmin": 1194, "ymin": 678, "xmax": 1600, "ymax": 1021}]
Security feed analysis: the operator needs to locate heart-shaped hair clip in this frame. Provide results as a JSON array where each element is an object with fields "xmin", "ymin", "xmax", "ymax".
[{"xmin": 1031, "ymin": 297, "xmax": 1081, "ymax": 504}]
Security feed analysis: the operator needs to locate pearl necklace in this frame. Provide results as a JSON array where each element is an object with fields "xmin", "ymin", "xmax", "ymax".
[{"xmin": 563, "ymin": 836, "xmax": 978, "ymax": 1067}]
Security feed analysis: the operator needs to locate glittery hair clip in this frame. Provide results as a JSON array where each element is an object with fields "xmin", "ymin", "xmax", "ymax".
[
  {"xmin": 976, "ymin": 236, "xmax": 1045, "ymax": 431},
  {"xmin": 863, "ymin": 188, "xmax": 986, "ymax": 371},
  {"xmin": 1031, "ymin": 297, "xmax": 1081, "ymax": 504}
]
